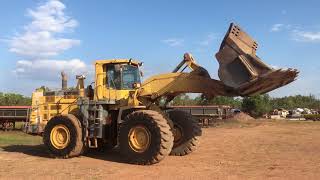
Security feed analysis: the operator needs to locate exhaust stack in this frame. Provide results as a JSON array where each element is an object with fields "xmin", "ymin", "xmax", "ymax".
[{"xmin": 61, "ymin": 71, "xmax": 68, "ymax": 90}]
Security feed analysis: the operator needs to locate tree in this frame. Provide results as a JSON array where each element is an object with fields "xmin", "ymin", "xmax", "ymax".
[
  {"xmin": 242, "ymin": 94, "xmax": 272, "ymax": 117},
  {"xmin": 171, "ymin": 94, "xmax": 198, "ymax": 106},
  {"xmin": 0, "ymin": 92, "xmax": 32, "ymax": 106},
  {"xmin": 270, "ymin": 95, "xmax": 320, "ymax": 110},
  {"xmin": 195, "ymin": 95, "xmax": 242, "ymax": 108},
  {"xmin": 167, "ymin": 93, "xmax": 320, "ymax": 114}
]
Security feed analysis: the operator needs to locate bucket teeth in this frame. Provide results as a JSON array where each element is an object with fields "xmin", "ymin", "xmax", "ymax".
[{"xmin": 234, "ymin": 68, "xmax": 299, "ymax": 96}]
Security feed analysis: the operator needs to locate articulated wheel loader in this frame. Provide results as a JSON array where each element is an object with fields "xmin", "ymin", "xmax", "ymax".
[{"xmin": 28, "ymin": 23, "xmax": 298, "ymax": 165}]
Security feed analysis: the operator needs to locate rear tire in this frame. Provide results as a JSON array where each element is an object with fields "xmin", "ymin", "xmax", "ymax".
[
  {"xmin": 168, "ymin": 110, "xmax": 202, "ymax": 156},
  {"xmin": 43, "ymin": 114, "xmax": 84, "ymax": 158},
  {"xmin": 118, "ymin": 110, "xmax": 173, "ymax": 165}
]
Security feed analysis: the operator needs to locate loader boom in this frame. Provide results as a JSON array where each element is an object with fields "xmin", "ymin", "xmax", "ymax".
[
  {"xmin": 172, "ymin": 53, "xmax": 201, "ymax": 73},
  {"xmin": 138, "ymin": 23, "xmax": 298, "ymax": 102}
]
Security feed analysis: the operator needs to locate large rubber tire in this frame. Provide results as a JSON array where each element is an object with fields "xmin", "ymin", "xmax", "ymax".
[
  {"xmin": 168, "ymin": 110, "xmax": 202, "ymax": 156},
  {"xmin": 118, "ymin": 110, "xmax": 174, "ymax": 165},
  {"xmin": 43, "ymin": 114, "xmax": 85, "ymax": 158}
]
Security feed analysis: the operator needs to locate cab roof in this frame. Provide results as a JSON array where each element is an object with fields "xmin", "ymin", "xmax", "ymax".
[{"xmin": 95, "ymin": 59, "xmax": 141, "ymax": 66}]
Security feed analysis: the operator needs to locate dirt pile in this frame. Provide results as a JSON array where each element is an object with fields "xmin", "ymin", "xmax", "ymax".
[{"xmin": 230, "ymin": 112, "xmax": 255, "ymax": 122}]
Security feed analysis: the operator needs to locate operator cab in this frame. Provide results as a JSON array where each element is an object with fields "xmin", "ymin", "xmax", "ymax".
[
  {"xmin": 96, "ymin": 59, "xmax": 142, "ymax": 90},
  {"xmin": 105, "ymin": 63, "xmax": 141, "ymax": 90}
]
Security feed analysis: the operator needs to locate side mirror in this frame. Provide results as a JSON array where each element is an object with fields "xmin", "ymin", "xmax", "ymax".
[{"xmin": 140, "ymin": 71, "xmax": 144, "ymax": 77}]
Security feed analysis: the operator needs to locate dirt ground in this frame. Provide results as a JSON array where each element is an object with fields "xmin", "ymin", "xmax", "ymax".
[{"xmin": 1, "ymin": 120, "xmax": 320, "ymax": 179}]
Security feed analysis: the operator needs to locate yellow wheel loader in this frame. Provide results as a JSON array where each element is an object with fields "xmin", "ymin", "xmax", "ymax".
[{"xmin": 27, "ymin": 23, "xmax": 298, "ymax": 165}]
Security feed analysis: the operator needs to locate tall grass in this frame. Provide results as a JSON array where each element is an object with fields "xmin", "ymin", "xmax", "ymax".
[{"xmin": 0, "ymin": 131, "xmax": 42, "ymax": 147}]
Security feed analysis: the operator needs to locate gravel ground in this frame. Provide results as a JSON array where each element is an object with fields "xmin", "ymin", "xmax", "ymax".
[{"xmin": 0, "ymin": 120, "xmax": 320, "ymax": 179}]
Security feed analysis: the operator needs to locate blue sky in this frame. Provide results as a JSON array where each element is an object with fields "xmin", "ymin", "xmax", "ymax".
[{"xmin": 0, "ymin": 0, "xmax": 319, "ymax": 97}]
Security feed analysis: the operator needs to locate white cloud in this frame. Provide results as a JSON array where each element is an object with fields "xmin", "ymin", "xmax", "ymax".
[
  {"xmin": 292, "ymin": 31, "xmax": 320, "ymax": 42},
  {"xmin": 162, "ymin": 38, "xmax": 184, "ymax": 47},
  {"xmin": 270, "ymin": 23, "xmax": 320, "ymax": 43},
  {"xmin": 7, "ymin": 0, "xmax": 89, "ymax": 84},
  {"xmin": 270, "ymin": 24, "xmax": 284, "ymax": 32},
  {"xmin": 26, "ymin": 0, "xmax": 78, "ymax": 33},
  {"xmin": 10, "ymin": 31, "xmax": 80, "ymax": 58},
  {"xmin": 9, "ymin": 0, "xmax": 80, "ymax": 59},
  {"xmin": 13, "ymin": 59, "xmax": 89, "ymax": 81},
  {"xmin": 199, "ymin": 33, "xmax": 218, "ymax": 46}
]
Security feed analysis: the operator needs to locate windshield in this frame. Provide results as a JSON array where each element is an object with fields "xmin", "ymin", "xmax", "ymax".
[
  {"xmin": 122, "ymin": 65, "xmax": 141, "ymax": 89},
  {"xmin": 105, "ymin": 64, "xmax": 141, "ymax": 90}
]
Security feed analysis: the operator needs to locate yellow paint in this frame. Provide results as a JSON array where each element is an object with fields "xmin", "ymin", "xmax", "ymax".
[
  {"xmin": 29, "ymin": 57, "xmax": 221, "ymax": 134},
  {"xmin": 128, "ymin": 125, "xmax": 151, "ymax": 153},
  {"xmin": 29, "ymin": 59, "xmax": 142, "ymax": 134},
  {"xmin": 95, "ymin": 59, "xmax": 140, "ymax": 66},
  {"xmin": 29, "ymin": 90, "xmax": 79, "ymax": 133},
  {"xmin": 50, "ymin": 124, "xmax": 71, "ymax": 149},
  {"xmin": 94, "ymin": 59, "xmax": 140, "ymax": 106}
]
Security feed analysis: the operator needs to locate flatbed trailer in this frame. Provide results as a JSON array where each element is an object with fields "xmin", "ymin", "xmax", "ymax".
[
  {"xmin": 167, "ymin": 105, "xmax": 232, "ymax": 127},
  {"xmin": 0, "ymin": 106, "xmax": 31, "ymax": 130}
]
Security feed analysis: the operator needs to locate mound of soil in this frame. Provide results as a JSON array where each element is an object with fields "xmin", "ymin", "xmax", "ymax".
[{"xmin": 230, "ymin": 112, "xmax": 255, "ymax": 122}]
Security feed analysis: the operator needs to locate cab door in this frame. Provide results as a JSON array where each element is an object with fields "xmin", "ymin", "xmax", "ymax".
[{"xmin": 105, "ymin": 64, "xmax": 121, "ymax": 101}]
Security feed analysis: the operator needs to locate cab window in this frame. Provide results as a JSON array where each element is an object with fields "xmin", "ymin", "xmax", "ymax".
[
  {"xmin": 105, "ymin": 63, "xmax": 141, "ymax": 90},
  {"xmin": 122, "ymin": 65, "xmax": 141, "ymax": 89},
  {"xmin": 106, "ymin": 64, "xmax": 121, "ymax": 89}
]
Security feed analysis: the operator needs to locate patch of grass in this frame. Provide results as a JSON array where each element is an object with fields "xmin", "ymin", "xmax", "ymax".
[
  {"xmin": 14, "ymin": 122, "xmax": 26, "ymax": 129},
  {"xmin": 0, "ymin": 131, "xmax": 42, "ymax": 147}
]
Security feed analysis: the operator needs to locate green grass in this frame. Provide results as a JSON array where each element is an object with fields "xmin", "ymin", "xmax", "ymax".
[
  {"xmin": 14, "ymin": 122, "xmax": 26, "ymax": 129},
  {"xmin": 0, "ymin": 131, "xmax": 42, "ymax": 147}
]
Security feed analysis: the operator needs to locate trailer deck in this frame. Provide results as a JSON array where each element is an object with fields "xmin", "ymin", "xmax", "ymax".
[
  {"xmin": 168, "ymin": 105, "xmax": 232, "ymax": 127},
  {"xmin": 0, "ymin": 106, "xmax": 31, "ymax": 130}
]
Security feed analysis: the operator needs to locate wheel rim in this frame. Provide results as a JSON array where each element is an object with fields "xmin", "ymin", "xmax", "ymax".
[
  {"xmin": 173, "ymin": 124, "xmax": 183, "ymax": 146},
  {"xmin": 128, "ymin": 125, "xmax": 151, "ymax": 153},
  {"xmin": 50, "ymin": 124, "xmax": 70, "ymax": 149}
]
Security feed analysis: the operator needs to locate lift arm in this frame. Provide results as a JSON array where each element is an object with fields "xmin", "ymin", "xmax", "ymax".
[
  {"xmin": 172, "ymin": 53, "xmax": 201, "ymax": 73},
  {"xmin": 137, "ymin": 23, "xmax": 298, "ymax": 103}
]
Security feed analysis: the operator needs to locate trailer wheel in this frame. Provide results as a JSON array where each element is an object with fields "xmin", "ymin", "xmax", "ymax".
[
  {"xmin": 43, "ymin": 114, "xmax": 84, "ymax": 158},
  {"xmin": 168, "ymin": 110, "xmax": 202, "ymax": 156},
  {"xmin": 118, "ymin": 110, "xmax": 174, "ymax": 165}
]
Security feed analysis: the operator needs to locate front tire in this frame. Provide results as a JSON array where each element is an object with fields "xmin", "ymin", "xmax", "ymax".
[
  {"xmin": 118, "ymin": 110, "xmax": 173, "ymax": 165},
  {"xmin": 168, "ymin": 110, "xmax": 202, "ymax": 156},
  {"xmin": 43, "ymin": 114, "xmax": 84, "ymax": 158}
]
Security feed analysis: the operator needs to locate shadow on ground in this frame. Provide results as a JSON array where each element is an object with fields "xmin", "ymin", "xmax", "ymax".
[
  {"xmin": 1, "ymin": 144, "xmax": 127, "ymax": 164},
  {"xmin": 85, "ymin": 148, "xmax": 127, "ymax": 164},
  {"xmin": 2, "ymin": 144, "xmax": 50, "ymax": 158}
]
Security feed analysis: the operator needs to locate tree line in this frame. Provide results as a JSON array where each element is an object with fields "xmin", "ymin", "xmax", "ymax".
[
  {"xmin": 1, "ymin": 91, "xmax": 319, "ymax": 117},
  {"xmin": 0, "ymin": 92, "xmax": 32, "ymax": 106},
  {"xmin": 171, "ymin": 94, "xmax": 320, "ymax": 117}
]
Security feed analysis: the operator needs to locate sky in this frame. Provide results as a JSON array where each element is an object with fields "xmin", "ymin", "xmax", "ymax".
[{"xmin": 0, "ymin": 0, "xmax": 319, "ymax": 97}]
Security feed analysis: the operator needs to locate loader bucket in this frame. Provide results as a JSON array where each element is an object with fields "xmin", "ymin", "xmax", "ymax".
[{"xmin": 216, "ymin": 23, "xmax": 298, "ymax": 96}]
